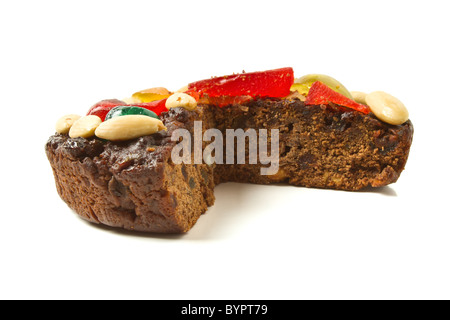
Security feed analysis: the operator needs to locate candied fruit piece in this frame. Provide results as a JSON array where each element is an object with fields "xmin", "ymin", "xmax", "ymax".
[
  {"xmin": 305, "ymin": 81, "xmax": 370, "ymax": 114},
  {"xmin": 133, "ymin": 99, "xmax": 168, "ymax": 116},
  {"xmin": 86, "ymin": 99, "xmax": 126, "ymax": 121},
  {"xmin": 105, "ymin": 106, "xmax": 160, "ymax": 121},
  {"xmin": 131, "ymin": 87, "xmax": 171, "ymax": 103},
  {"xmin": 188, "ymin": 67, "xmax": 294, "ymax": 98}
]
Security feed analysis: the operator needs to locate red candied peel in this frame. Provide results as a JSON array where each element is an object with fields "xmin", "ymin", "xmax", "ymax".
[
  {"xmin": 88, "ymin": 68, "xmax": 295, "ymax": 117},
  {"xmin": 86, "ymin": 99, "xmax": 125, "ymax": 121},
  {"xmin": 87, "ymin": 98, "xmax": 169, "ymax": 120},
  {"xmin": 132, "ymin": 99, "xmax": 168, "ymax": 116},
  {"xmin": 305, "ymin": 81, "xmax": 370, "ymax": 114},
  {"xmin": 188, "ymin": 67, "xmax": 294, "ymax": 107}
]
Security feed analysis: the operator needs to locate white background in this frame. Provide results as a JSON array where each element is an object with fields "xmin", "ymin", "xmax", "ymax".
[{"xmin": 1, "ymin": 0, "xmax": 449, "ymax": 300}]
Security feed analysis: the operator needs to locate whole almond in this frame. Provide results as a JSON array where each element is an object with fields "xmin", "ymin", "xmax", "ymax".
[
  {"xmin": 95, "ymin": 115, "xmax": 167, "ymax": 141},
  {"xmin": 365, "ymin": 91, "xmax": 409, "ymax": 125},
  {"xmin": 55, "ymin": 114, "xmax": 81, "ymax": 134},
  {"xmin": 350, "ymin": 91, "xmax": 368, "ymax": 105},
  {"xmin": 69, "ymin": 115, "xmax": 102, "ymax": 138},
  {"xmin": 166, "ymin": 92, "xmax": 197, "ymax": 111}
]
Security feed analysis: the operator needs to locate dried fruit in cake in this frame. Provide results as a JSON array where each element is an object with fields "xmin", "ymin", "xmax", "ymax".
[{"xmin": 305, "ymin": 81, "xmax": 370, "ymax": 114}]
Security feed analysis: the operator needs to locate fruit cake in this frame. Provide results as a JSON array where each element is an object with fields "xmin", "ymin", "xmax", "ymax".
[{"xmin": 45, "ymin": 68, "xmax": 413, "ymax": 233}]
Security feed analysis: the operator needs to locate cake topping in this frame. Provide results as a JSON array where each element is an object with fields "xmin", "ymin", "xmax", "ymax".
[
  {"xmin": 54, "ymin": 67, "xmax": 410, "ymax": 141},
  {"xmin": 133, "ymin": 100, "xmax": 169, "ymax": 116},
  {"xmin": 350, "ymin": 91, "xmax": 368, "ymax": 105},
  {"xmin": 187, "ymin": 67, "xmax": 294, "ymax": 100},
  {"xmin": 166, "ymin": 92, "xmax": 197, "ymax": 111},
  {"xmin": 69, "ymin": 115, "xmax": 102, "ymax": 138},
  {"xmin": 131, "ymin": 87, "xmax": 171, "ymax": 103},
  {"xmin": 105, "ymin": 106, "xmax": 160, "ymax": 121},
  {"xmin": 55, "ymin": 114, "xmax": 81, "ymax": 134},
  {"xmin": 365, "ymin": 91, "xmax": 409, "ymax": 125},
  {"xmin": 95, "ymin": 115, "xmax": 166, "ymax": 141},
  {"xmin": 86, "ymin": 99, "xmax": 126, "ymax": 121},
  {"xmin": 305, "ymin": 81, "xmax": 371, "ymax": 114},
  {"xmin": 291, "ymin": 74, "xmax": 353, "ymax": 99}
]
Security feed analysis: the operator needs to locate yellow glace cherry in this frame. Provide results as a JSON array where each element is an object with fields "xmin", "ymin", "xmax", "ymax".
[{"xmin": 131, "ymin": 87, "xmax": 171, "ymax": 103}]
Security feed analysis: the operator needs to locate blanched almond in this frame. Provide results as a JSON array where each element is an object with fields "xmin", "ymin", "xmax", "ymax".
[
  {"xmin": 69, "ymin": 115, "xmax": 102, "ymax": 138},
  {"xmin": 55, "ymin": 114, "xmax": 81, "ymax": 134},
  {"xmin": 166, "ymin": 92, "xmax": 197, "ymax": 111},
  {"xmin": 95, "ymin": 115, "xmax": 167, "ymax": 141},
  {"xmin": 365, "ymin": 91, "xmax": 409, "ymax": 125},
  {"xmin": 350, "ymin": 91, "xmax": 368, "ymax": 105}
]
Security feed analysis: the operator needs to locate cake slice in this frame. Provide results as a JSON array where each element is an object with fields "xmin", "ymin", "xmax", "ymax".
[{"xmin": 45, "ymin": 68, "xmax": 413, "ymax": 233}]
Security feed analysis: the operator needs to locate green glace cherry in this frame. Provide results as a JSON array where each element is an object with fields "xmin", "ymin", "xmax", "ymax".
[{"xmin": 105, "ymin": 106, "xmax": 160, "ymax": 121}]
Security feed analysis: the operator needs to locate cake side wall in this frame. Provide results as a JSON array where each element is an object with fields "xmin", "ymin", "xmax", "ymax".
[
  {"xmin": 45, "ymin": 135, "xmax": 196, "ymax": 233},
  {"xmin": 45, "ymin": 106, "xmax": 218, "ymax": 233}
]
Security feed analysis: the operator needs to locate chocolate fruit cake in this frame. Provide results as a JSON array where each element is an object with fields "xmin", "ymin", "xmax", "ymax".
[{"xmin": 45, "ymin": 68, "xmax": 413, "ymax": 233}]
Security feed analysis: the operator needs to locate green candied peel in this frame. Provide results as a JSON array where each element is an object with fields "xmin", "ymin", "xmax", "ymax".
[
  {"xmin": 104, "ymin": 106, "xmax": 160, "ymax": 121},
  {"xmin": 291, "ymin": 74, "xmax": 353, "ymax": 99}
]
